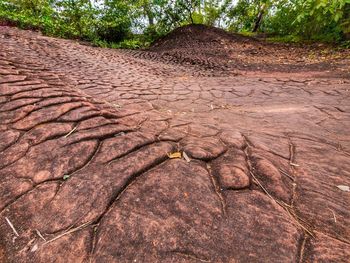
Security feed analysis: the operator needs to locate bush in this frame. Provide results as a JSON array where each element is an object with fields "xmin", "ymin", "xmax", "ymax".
[{"xmin": 96, "ymin": 20, "xmax": 131, "ymax": 43}]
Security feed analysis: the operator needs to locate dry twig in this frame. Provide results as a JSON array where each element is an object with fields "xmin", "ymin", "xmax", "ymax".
[
  {"xmin": 5, "ymin": 217, "xmax": 19, "ymax": 237},
  {"xmin": 42, "ymin": 221, "xmax": 91, "ymax": 245},
  {"xmin": 64, "ymin": 126, "xmax": 78, "ymax": 138}
]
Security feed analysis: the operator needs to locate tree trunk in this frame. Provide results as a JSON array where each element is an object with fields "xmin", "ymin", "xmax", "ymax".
[
  {"xmin": 143, "ymin": 4, "xmax": 154, "ymax": 26},
  {"xmin": 342, "ymin": 4, "xmax": 350, "ymax": 39},
  {"xmin": 189, "ymin": 12, "xmax": 194, "ymax": 24},
  {"xmin": 252, "ymin": 4, "xmax": 265, "ymax": 32},
  {"xmin": 148, "ymin": 15, "xmax": 154, "ymax": 26}
]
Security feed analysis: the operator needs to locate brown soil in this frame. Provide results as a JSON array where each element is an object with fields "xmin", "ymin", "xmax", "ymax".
[
  {"xmin": 0, "ymin": 25, "xmax": 349, "ymax": 262},
  {"xmin": 131, "ymin": 24, "xmax": 350, "ymax": 77}
]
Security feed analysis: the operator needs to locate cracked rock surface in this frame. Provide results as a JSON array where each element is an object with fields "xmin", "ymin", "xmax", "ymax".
[{"xmin": 0, "ymin": 26, "xmax": 350, "ymax": 262}]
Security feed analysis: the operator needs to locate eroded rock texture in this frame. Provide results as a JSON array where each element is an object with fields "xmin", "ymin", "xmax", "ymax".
[{"xmin": 0, "ymin": 26, "xmax": 349, "ymax": 262}]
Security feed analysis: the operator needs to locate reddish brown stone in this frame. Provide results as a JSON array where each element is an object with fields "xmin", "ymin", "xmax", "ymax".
[
  {"xmin": 304, "ymin": 232, "xmax": 350, "ymax": 262},
  {"xmin": 93, "ymin": 160, "xmax": 301, "ymax": 262},
  {"xmin": 181, "ymin": 136, "xmax": 226, "ymax": 160},
  {"xmin": 212, "ymin": 148, "xmax": 250, "ymax": 189},
  {"xmin": 0, "ymin": 25, "xmax": 349, "ymax": 262},
  {"xmin": 0, "ymin": 130, "xmax": 20, "ymax": 151}
]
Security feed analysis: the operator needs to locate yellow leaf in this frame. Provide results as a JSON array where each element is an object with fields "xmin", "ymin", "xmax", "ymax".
[{"xmin": 168, "ymin": 152, "xmax": 182, "ymax": 159}]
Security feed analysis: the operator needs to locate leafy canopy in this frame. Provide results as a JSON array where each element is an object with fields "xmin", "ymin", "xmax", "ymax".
[{"xmin": 0, "ymin": 0, "xmax": 349, "ymax": 47}]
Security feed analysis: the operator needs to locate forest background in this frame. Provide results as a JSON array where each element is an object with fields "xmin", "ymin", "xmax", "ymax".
[{"xmin": 1, "ymin": 0, "xmax": 349, "ymax": 48}]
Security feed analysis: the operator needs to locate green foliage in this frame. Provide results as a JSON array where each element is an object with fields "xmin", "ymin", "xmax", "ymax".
[
  {"xmin": 0, "ymin": 0, "xmax": 349, "ymax": 47},
  {"xmin": 227, "ymin": 0, "xmax": 260, "ymax": 32},
  {"xmin": 266, "ymin": 35, "xmax": 303, "ymax": 43},
  {"xmin": 97, "ymin": 0, "xmax": 133, "ymax": 42},
  {"xmin": 202, "ymin": 0, "xmax": 225, "ymax": 26},
  {"xmin": 288, "ymin": 0, "xmax": 349, "ymax": 41},
  {"xmin": 113, "ymin": 38, "xmax": 143, "ymax": 49},
  {"xmin": 341, "ymin": 40, "xmax": 350, "ymax": 47},
  {"xmin": 225, "ymin": 0, "xmax": 350, "ymax": 42},
  {"xmin": 53, "ymin": 0, "xmax": 97, "ymax": 40}
]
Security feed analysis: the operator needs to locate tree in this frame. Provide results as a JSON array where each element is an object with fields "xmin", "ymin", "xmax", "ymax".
[
  {"xmin": 252, "ymin": 2, "xmax": 266, "ymax": 32},
  {"xmin": 1, "ymin": 0, "xmax": 349, "ymax": 44},
  {"xmin": 96, "ymin": 0, "xmax": 133, "ymax": 42},
  {"xmin": 53, "ymin": 0, "xmax": 95, "ymax": 38}
]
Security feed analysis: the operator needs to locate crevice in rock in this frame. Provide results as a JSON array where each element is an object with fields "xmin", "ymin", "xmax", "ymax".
[
  {"xmin": 63, "ymin": 127, "xmax": 136, "ymax": 147},
  {"xmin": 0, "ymin": 179, "xmax": 62, "ymax": 214},
  {"xmin": 334, "ymin": 106, "xmax": 345, "ymax": 113},
  {"xmin": 205, "ymin": 163, "xmax": 227, "ymax": 216},
  {"xmin": 313, "ymin": 230, "xmax": 350, "ymax": 246},
  {"xmin": 0, "ymin": 145, "xmax": 30, "ymax": 170},
  {"xmin": 0, "ymin": 76, "xmax": 27, "ymax": 85},
  {"xmin": 296, "ymin": 233, "xmax": 308, "ymax": 263},
  {"xmin": 313, "ymin": 105, "xmax": 338, "ymax": 120},
  {"xmin": 0, "ymin": 130, "xmax": 23, "ymax": 153},
  {"xmin": 63, "ymin": 139, "xmax": 101, "ymax": 178},
  {"xmin": 289, "ymin": 134, "xmax": 341, "ymax": 152},
  {"xmin": 0, "ymin": 98, "xmax": 43, "ymax": 113},
  {"xmin": 88, "ymin": 156, "xmax": 171, "ymax": 258},
  {"xmin": 287, "ymin": 137, "xmax": 297, "ymax": 207},
  {"xmin": 242, "ymin": 134, "xmax": 314, "ymax": 237},
  {"xmin": 10, "ymin": 104, "xmax": 83, "ymax": 130},
  {"xmin": 170, "ymin": 250, "xmax": 211, "ymax": 262},
  {"xmin": 0, "ymin": 84, "xmax": 51, "ymax": 97},
  {"xmin": 106, "ymin": 140, "xmax": 157, "ymax": 165}
]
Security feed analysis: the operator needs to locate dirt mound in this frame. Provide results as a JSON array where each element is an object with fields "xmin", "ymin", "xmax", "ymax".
[
  {"xmin": 126, "ymin": 24, "xmax": 350, "ymax": 76},
  {"xmin": 150, "ymin": 24, "xmax": 250, "ymax": 51}
]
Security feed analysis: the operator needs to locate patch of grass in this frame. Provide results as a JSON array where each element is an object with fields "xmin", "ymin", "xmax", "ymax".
[
  {"xmin": 112, "ymin": 39, "xmax": 143, "ymax": 49},
  {"xmin": 266, "ymin": 35, "xmax": 303, "ymax": 43},
  {"xmin": 238, "ymin": 31, "xmax": 258, "ymax": 37},
  {"xmin": 340, "ymin": 40, "xmax": 350, "ymax": 48},
  {"xmin": 92, "ymin": 37, "xmax": 146, "ymax": 50}
]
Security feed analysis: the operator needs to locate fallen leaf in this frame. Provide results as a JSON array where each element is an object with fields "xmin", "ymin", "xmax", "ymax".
[
  {"xmin": 336, "ymin": 185, "xmax": 349, "ymax": 192},
  {"xmin": 168, "ymin": 152, "xmax": 182, "ymax": 159}
]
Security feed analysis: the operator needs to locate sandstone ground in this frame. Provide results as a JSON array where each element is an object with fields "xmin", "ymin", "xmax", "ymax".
[{"xmin": 0, "ymin": 25, "xmax": 349, "ymax": 262}]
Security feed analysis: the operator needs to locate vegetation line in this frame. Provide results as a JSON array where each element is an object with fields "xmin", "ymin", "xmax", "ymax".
[{"xmin": 1, "ymin": 0, "xmax": 349, "ymax": 49}]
